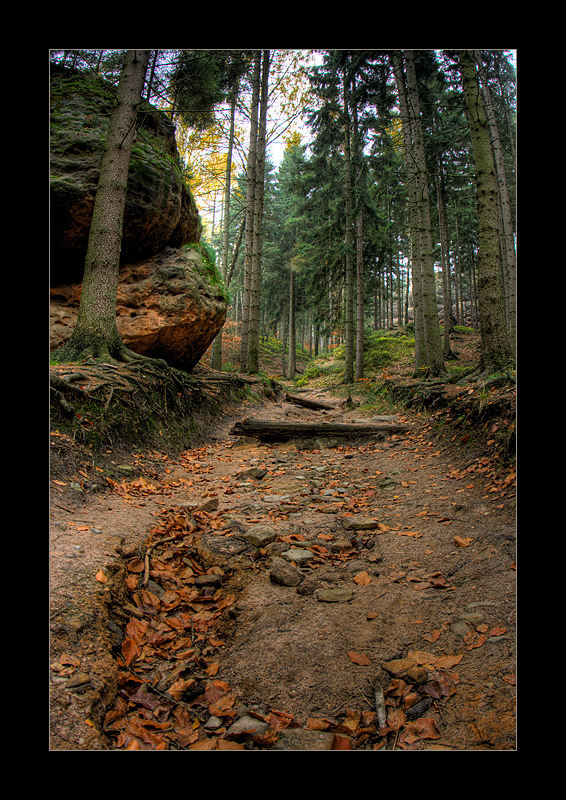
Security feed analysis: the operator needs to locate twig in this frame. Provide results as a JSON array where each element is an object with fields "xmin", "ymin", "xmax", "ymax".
[
  {"xmin": 357, "ymin": 687, "xmax": 372, "ymax": 707},
  {"xmin": 391, "ymin": 725, "xmax": 400, "ymax": 750},
  {"xmin": 373, "ymin": 683, "xmax": 387, "ymax": 729},
  {"xmin": 143, "ymin": 533, "xmax": 182, "ymax": 587}
]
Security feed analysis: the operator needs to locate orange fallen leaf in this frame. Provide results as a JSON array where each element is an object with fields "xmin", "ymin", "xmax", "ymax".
[
  {"xmin": 489, "ymin": 626, "xmax": 507, "ymax": 637},
  {"xmin": 121, "ymin": 638, "xmax": 141, "ymax": 667},
  {"xmin": 387, "ymin": 708, "xmax": 407, "ymax": 730},
  {"xmin": 353, "ymin": 571, "xmax": 372, "ymax": 585},
  {"xmin": 168, "ymin": 678, "xmax": 197, "ymax": 700},
  {"xmin": 59, "ymin": 653, "xmax": 80, "ymax": 666},
  {"xmin": 422, "ymin": 629, "xmax": 441, "ymax": 643},
  {"xmin": 266, "ymin": 709, "xmax": 294, "ymax": 731},
  {"xmin": 348, "ymin": 651, "xmax": 372, "ymax": 666},
  {"xmin": 95, "ymin": 569, "xmax": 108, "ymax": 583},
  {"xmin": 454, "ymin": 536, "xmax": 473, "ymax": 548},
  {"xmin": 402, "ymin": 717, "xmax": 441, "ymax": 745},
  {"xmin": 307, "ymin": 717, "xmax": 333, "ymax": 731},
  {"xmin": 217, "ymin": 739, "xmax": 247, "ymax": 750},
  {"xmin": 464, "ymin": 631, "xmax": 486, "ymax": 649},
  {"xmin": 331, "ymin": 734, "xmax": 352, "ymax": 749}
]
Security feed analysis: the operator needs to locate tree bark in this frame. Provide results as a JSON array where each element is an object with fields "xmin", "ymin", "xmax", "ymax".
[
  {"xmin": 52, "ymin": 49, "xmax": 151, "ymax": 364},
  {"xmin": 404, "ymin": 50, "xmax": 446, "ymax": 378},
  {"xmin": 211, "ymin": 82, "xmax": 237, "ymax": 371},
  {"xmin": 391, "ymin": 52, "xmax": 426, "ymax": 371},
  {"xmin": 355, "ymin": 206, "xmax": 364, "ymax": 380},
  {"xmin": 285, "ymin": 393, "xmax": 336, "ymax": 411},
  {"xmin": 436, "ymin": 162, "xmax": 456, "ymax": 358},
  {"xmin": 239, "ymin": 52, "xmax": 261, "ymax": 368},
  {"xmin": 475, "ymin": 50, "xmax": 516, "ymax": 353},
  {"xmin": 230, "ymin": 418, "xmax": 411, "ymax": 439},
  {"xmin": 246, "ymin": 50, "xmax": 270, "ymax": 374},
  {"xmin": 288, "ymin": 267, "xmax": 296, "ymax": 378},
  {"xmin": 342, "ymin": 68, "xmax": 355, "ymax": 385},
  {"xmin": 459, "ymin": 50, "xmax": 515, "ymax": 375}
]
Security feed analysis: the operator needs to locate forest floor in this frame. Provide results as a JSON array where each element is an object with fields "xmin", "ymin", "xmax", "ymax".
[{"xmin": 49, "ymin": 329, "xmax": 517, "ymax": 751}]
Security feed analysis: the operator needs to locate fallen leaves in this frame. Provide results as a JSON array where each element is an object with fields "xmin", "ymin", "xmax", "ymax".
[
  {"xmin": 348, "ymin": 651, "xmax": 372, "ymax": 666},
  {"xmin": 353, "ymin": 571, "xmax": 372, "ymax": 586},
  {"xmin": 86, "ymin": 404, "xmax": 514, "ymax": 751},
  {"xmin": 464, "ymin": 625, "xmax": 508, "ymax": 650}
]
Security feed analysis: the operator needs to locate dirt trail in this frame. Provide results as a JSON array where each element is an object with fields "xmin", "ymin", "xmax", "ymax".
[{"xmin": 49, "ymin": 390, "xmax": 516, "ymax": 750}]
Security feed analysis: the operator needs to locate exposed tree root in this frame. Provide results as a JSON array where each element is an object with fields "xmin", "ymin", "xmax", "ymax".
[{"xmin": 50, "ymin": 357, "xmax": 282, "ymax": 457}]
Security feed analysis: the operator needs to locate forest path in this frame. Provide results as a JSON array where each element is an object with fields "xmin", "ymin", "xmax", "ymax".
[{"xmin": 49, "ymin": 388, "xmax": 516, "ymax": 750}]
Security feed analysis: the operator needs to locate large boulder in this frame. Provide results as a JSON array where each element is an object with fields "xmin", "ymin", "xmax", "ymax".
[
  {"xmin": 50, "ymin": 245, "xmax": 229, "ymax": 373},
  {"xmin": 50, "ymin": 65, "xmax": 201, "ymax": 284},
  {"xmin": 49, "ymin": 65, "xmax": 227, "ymax": 372}
]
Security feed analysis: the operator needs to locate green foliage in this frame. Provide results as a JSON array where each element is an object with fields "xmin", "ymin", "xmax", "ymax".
[
  {"xmin": 183, "ymin": 242, "xmax": 231, "ymax": 304},
  {"xmin": 453, "ymin": 325, "xmax": 476, "ymax": 334},
  {"xmin": 363, "ymin": 331, "xmax": 415, "ymax": 370}
]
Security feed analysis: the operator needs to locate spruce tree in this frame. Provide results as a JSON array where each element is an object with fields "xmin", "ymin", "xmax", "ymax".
[
  {"xmin": 51, "ymin": 50, "xmax": 151, "ymax": 364},
  {"xmin": 459, "ymin": 50, "xmax": 515, "ymax": 376}
]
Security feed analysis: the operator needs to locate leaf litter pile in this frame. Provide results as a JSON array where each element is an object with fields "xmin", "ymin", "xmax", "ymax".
[{"xmin": 51, "ymin": 389, "xmax": 516, "ymax": 750}]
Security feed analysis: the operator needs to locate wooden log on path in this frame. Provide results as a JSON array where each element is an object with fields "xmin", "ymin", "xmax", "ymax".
[
  {"xmin": 284, "ymin": 393, "xmax": 336, "ymax": 411},
  {"xmin": 229, "ymin": 418, "xmax": 411, "ymax": 440}
]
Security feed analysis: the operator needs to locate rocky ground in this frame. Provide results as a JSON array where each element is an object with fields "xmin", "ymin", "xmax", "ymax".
[{"xmin": 49, "ymin": 380, "xmax": 516, "ymax": 750}]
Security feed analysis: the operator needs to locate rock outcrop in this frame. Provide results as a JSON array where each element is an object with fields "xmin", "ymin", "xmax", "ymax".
[
  {"xmin": 50, "ymin": 246, "xmax": 229, "ymax": 373},
  {"xmin": 50, "ymin": 64, "xmax": 229, "ymax": 371},
  {"xmin": 50, "ymin": 65, "xmax": 201, "ymax": 284}
]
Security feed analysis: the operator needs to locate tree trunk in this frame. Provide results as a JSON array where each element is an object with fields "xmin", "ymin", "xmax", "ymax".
[
  {"xmin": 239, "ymin": 52, "xmax": 261, "ymax": 369},
  {"xmin": 230, "ymin": 418, "xmax": 411, "ymax": 440},
  {"xmin": 52, "ymin": 49, "xmax": 151, "ymax": 364},
  {"xmin": 355, "ymin": 206, "xmax": 364, "ymax": 380},
  {"xmin": 288, "ymin": 267, "xmax": 296, "ymax": 378},
  {"xmin": 342, "ymin": 69, "xmax": 355, "ymax": 385},
  {"xmin": 391, "ymin": 52, "xmax": 426, "ymax": 373},
  {"xmin": 281, "ymin": 306, "xmax": 288, "ymax": 379},
  {"xmin": 459, "ymin": 50, "xmax": 515, "ymax": 375},
  {"xmin": 404, "ymin": 50, "xmax": 446, "ymax": 378},
  {"xmin": 475, "ymin": 50, "xmax": 516, "ymax": 353},
  {"xmin": 436, "ymin": 162, "xmax": 456, "ymax": 359},
  {"xmin": 285, "ymin": 393, "xmax": 336, "ymax": 411},
  {"xmin": 247, "ymin": 50, "xmax": 270, "ymax": 374},
  {"xmin": 211, "ymin": 84, "xmax": 237, "ymax": 371}
]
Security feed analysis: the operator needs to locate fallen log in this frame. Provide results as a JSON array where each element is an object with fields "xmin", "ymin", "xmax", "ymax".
[
  {"xmin": 284, "ymin": 393, "xmax": 336, "ymax": 411},
  {"xmin": 229, "ymin": 418, "xmax": 411, "ymax": 440}
]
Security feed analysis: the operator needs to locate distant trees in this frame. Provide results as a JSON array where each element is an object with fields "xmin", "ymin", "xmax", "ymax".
[
  {"xmin": 268, "ymin": 48, "xmax": 516, "ymax": 382},
  {"xmin": 51, "ymin": 50, "xmax": 516, "ymax": 381}
]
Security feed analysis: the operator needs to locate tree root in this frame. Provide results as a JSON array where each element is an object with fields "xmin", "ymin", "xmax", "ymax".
[{"xmin": 50, "ymin": 357, "xmax": 282, "ymax": 456}]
